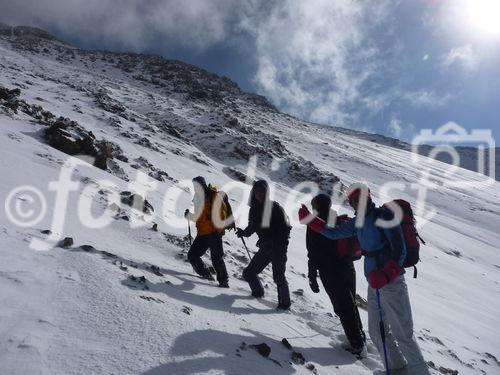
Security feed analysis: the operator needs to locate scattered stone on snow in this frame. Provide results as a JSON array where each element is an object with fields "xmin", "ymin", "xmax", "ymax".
[
  {"xmin": 291, "ymin": 351, "xmax": 306, "ymax": 365},
  {"xmin": 58, "ymin": 237, "xmax": 74, "ymax": 248},
  {"xmin": 281, "ymin": 338, "xmax": 292, "ymax": 350},
  {"xmin": 249, "ymin": 343, "xmax": 271, "ymax": 358}
]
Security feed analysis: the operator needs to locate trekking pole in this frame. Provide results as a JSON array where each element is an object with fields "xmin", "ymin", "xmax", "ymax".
[
  {"xmin": 376, "ymin": 289, "xmax": 390, "ymax": 375},
  {"xmin": 240, "ymin": 236, "xmax": 252, "ymax": 261},
  {"xmin": 187, "ymin": 218, "xmax": 192, "ymax": 247}
]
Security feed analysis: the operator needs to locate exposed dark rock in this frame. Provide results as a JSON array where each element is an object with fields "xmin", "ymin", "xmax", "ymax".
[
  {"xmin": 249, "ymin": 343, "xmax": 271, "ymax": 358},
  {"xmin": 281, "ymin": 338, "xmax": 292, "ymax": 350},
  {"xmin": 305, "ymin": 363, "xmax": 317, "ymax": 374},
  {"xmin": 120, "ymin": 191, "xmax": 154, "ymax": 214},
  {"xmin": 0, "ymin": 24, "xmax": 60, "ymax": 42},
  {"xmin": 43, "ymin": 117, "xmax": 123, "ymax": 172},
  {"xmin": 149, "ymin": 265, "xmax": 163, "ymax": 276},
  {"xmin": 291, "ymin": 351, "xmax": 306, "ymax": 365},
  {"xmin": 228, "ymin": 117, "xmax": 239, "ymax": 127},
  {"xmin": 94, "ymin": 87, "xmax": 126, "ymax": 114},
  {"xmin": 58, "ymin": 237, "xmax": 74, "ymax": 248},
  {"xmin": 438, "ymin": 367, "xmax": 458, "ymax": 375},
  {"xmin": 222, "ymin": 167, "xmax": 256, "ymax": 185}
]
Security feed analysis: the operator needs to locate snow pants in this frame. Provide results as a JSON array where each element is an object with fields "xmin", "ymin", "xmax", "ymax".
[
  {"xmin": 367, "ymin": 275, "xmax": 430, "ymax": 374},
  {"xmin": 242, "ymin": 240, "xmax": 290, "ymax": 306},
  {"xmin": 319, "ymin": 264, "xmax": 365, "ymax": 349},
  {"xmin": 188, "ymin": 233, "xmax": 228, "ymax": 284}
]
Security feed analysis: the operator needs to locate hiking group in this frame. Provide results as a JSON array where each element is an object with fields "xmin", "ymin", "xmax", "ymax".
[{"xmin": 184, "ymin": 176, "xmax": 430, "ymax": 375}]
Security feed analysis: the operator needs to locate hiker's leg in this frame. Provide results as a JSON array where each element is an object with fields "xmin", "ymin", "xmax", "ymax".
[
  {"xmin": 208, "ymin": 233, "xmax": 228, "ymax": 284},
  {"xmin": 320, "ymin": 267, "xmax": 364, "ymax": 348},
  {"xmin": 242, "ymin": 249, "xmax": 270, "ymax": 297},
  {"xmin": 380, "ymin": 275, "xmax": 430, "ymax": 374},
  {"xmin": 346, "ymin": 264, "xmax": 366, "ymax": 342},
  {"xmin": 367, "ymin": 285, "xmax": 407, "ymax": 370},
  {"xmin": 187, "ymin": 235, "xmax": 210, "ymax": 277},
  {"xmin": 271, "ymin": 244, "xmax": 290, "ymax": 308}
]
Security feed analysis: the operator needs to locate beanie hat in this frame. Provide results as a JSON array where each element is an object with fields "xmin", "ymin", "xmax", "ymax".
[
  {"xmin": 192, "ymin": 176, "xmax": 207, "ymax": 187},
  {"xmin": 346, "ymin": 183, "xmax": 371, "ymax": 200}
]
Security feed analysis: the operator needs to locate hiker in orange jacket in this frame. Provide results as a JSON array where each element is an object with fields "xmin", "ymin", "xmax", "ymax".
[{"xmin": 185, "ymin": 176, "xmax": 229, "ymax": 287}]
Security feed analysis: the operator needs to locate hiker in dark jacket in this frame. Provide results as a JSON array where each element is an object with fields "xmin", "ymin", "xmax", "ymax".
[
  {"xmin": 236, "ymin": 180, "xmax": 292, "ymax": 310},
  {"xmin": 299, "ymin": 183, "xmax": 429, "ymax": 374},
  {"xmin": 306, "ymin": 193, "xmax": 366, "ymax": 355}
]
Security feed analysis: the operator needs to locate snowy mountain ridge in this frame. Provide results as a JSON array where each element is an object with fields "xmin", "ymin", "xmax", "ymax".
[{"xmin": 1, "ymin": 25, "xmax": 499, "ymax": 375}]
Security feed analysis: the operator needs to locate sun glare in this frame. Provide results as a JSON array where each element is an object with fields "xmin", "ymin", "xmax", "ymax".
[{"xmin": 464, "ymin": 0, "xmax": 500, "ymax": 37}]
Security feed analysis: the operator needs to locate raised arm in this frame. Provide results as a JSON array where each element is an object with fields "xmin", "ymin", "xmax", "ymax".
[
  {"xmin": 299, "ymin": 204, "xmax": 356, "ymax": 240},
  {"xmin": 320, "ymin": 218, "xmax": 357, "ymax": 240}
]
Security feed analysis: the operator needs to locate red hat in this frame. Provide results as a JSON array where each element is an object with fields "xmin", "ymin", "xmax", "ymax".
[{"xmin": 346, "ymin": 183, "xmax": 371, "ymax": 200}]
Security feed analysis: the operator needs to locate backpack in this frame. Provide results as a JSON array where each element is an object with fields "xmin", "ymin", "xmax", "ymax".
[
  {"xmin": 381, "ymin": 199, "xmax": 426, "ymax": 278},
  {"xmin": 219, "ymin": 190, "xmax": 235, "ymax": 230},
  {"xmin": 205, "ymin": 186, "xmax": 227, "ymax": 232},
  {"xmin": 336, "ymin": 215, "xmax": 362, "ymax": 261}
]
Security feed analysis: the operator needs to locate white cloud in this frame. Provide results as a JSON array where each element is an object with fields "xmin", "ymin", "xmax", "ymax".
[
  {"xmin": 402, "ymin": 90, "xmax": 452, "ymax": 109},
  {"xmin": 441, "ymin": 45, "xmax": 479, "ymax": 71},
  {"xmin": 388, "ymin": 117, "xmax": 403, "ymax": 138},
  {"xmin": 0, "ymin": 0, "xmax": 245, "ymax": 51},
  {"xmin": 240, "ymin": 0, "xmax": 396, "ymax": 127},
  {"xmin": 387, "ymin": 116, "xmax": 416, "ymax": 141},
  {"xmin": 2, "ymin": 0, "xmax": 432, "ymax": 134}
]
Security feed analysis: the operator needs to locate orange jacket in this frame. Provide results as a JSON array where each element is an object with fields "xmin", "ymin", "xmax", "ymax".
[{"xmin": 190, "ymin": 187, "xmax": 227, "ymax": 235}]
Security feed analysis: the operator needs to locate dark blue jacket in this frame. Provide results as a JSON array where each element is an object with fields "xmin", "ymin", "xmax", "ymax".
[{"xmin": 319, "ymin": 202, "xmax": 406, "ymax": 276}]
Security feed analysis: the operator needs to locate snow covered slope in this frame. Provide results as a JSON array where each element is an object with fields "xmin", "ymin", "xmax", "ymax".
[{"xmin": 1, "ymin": 27, "xmax": 499, "ymax": 375}]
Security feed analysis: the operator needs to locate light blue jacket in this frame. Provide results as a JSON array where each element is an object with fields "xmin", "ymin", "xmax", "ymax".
[{"xmin": 319, "ymin": 202, "xmax": 407, "ymax": 276}]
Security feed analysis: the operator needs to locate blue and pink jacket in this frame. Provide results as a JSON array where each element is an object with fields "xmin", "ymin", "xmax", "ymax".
[{"xmin": 319, "ymin": 202, "xmax": 407, "ymax": 276}]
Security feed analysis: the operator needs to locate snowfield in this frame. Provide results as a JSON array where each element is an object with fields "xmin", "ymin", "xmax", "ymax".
[{"xmin": 0, "ymin": 26, "xmax": 499, "ymax": 375}]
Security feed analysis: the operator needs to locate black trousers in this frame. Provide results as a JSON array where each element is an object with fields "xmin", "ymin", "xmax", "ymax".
[
  {"xmin": 319, "ymin": 264, "xmax": 365, "ymax": 348},
  {"xmin": 187, "ymin": 233, "xmax": 228, "ymax": 283},
  {"xmin": 242, "ymin": 240, "xmax": 290, "ymax": 306}
]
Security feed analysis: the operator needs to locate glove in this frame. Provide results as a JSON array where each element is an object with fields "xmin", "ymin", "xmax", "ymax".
[
  {"xmin": 298, "ymin": 204, "xmax": 311, "ymax": 222},
  {"xmin": 367, "ymin": 260, "xmax": 403, "ymax": 289},
  {"xmin": 184, "ymin": 209, "xmax": 190, "ymax": 218},
  {"xmin": 309, "ymin": 277, "xmax": 320, "ymax": 293},
  {"xmin": 298, "ymin": 204, "xmax": 326, "ymax": 233},
  {"xmin": 235, "ymin": 228, "xmax": 245, "ymax": 238}
]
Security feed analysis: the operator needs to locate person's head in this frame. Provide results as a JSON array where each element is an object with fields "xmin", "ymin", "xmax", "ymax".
[
  {"xmin": 346, "ymin": 183, "xmax": 371, "ymax": 212},
  {"xmin": 251, "ymin": 180, "xmax": 269, "ymax": 205},
  {"xmin": 192, "ymin": 176, "xmax": 207, "ymax": 195},
  {"xmin": 311, "ymin": 193, "xmax": 332, "ymax": 221}
]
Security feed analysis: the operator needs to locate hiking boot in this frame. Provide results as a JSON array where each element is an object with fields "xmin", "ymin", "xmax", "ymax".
[
  {"xmin": 277, "ymin": 283, "xmax": 291, "ymax": 309},
  {"xmin": 373, "ymin": 366, "xmax": 409, "ymax": 375},
  {"xmin": 276, "ymin": 302, "xmax": 291, "ymax": 311},
  {"xmin": 218, "ymin": 281, "xmax": 229, "ymax": 288},
  {"xmin": 345, "ymin": 344, "xmax": 367, "ymax": 359},
  {"xmin": 251, "ymin": 291, "xmax": 264, "ymax": 298},
  {"xmin": 202, "ymin": 273, "xmax": 215, "ymax": 281}
]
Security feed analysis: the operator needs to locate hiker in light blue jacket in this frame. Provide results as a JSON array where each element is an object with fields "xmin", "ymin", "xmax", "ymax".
[{"xmin": 299, "ymin": 183, "xmax": 429, "ymax": 375}]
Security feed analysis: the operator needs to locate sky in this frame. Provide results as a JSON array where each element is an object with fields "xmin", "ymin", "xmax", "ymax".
[{"xmin": 1, "ymin": 0, "xmax": 499, "ymax": 144}]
